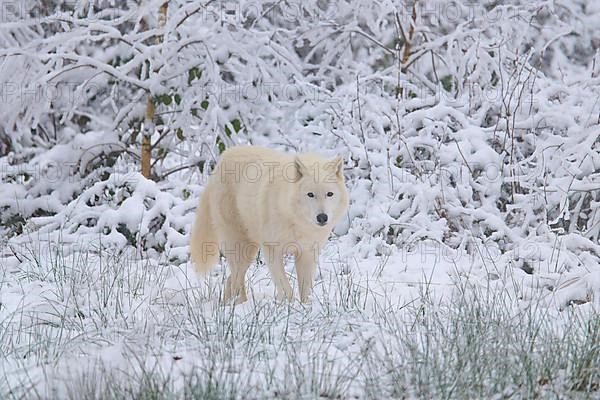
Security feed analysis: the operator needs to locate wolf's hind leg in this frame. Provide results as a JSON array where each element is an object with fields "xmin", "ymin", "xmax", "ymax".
[{"xmin": 223, "ymin": 241, "xmax": 258, "ymax": 304}]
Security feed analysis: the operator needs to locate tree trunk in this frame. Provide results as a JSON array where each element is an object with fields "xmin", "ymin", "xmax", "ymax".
[
  {"xmin": 141, "ymin": 1, "xmax": 169, "ymax": 180},
  {"xmin": 401, "ymin": 0, "xmax": 418, "ymax": 70},
  {"xmin": 141, "ymin": 97, "xmax": 154, "ymax": 178}
]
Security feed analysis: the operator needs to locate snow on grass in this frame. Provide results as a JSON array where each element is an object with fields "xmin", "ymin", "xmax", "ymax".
[{"xmin": 1, "ymin": 237, "xmax": 598, "ymax": 399}]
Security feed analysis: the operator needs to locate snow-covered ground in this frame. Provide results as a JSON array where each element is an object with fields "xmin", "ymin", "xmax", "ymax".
[{"xmin": 1, "ymin": 236, "xmax": 598, "ymax": 398}]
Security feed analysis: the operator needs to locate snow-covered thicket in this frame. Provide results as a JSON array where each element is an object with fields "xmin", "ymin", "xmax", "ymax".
[{"xmin": 1, "ymin": 0, "xmax": 599, "ymax": 396}]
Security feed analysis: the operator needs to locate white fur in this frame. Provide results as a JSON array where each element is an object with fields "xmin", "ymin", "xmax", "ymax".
[{"xmin": 190, "ymin": 146, "xmax": 349, "ymax": 303}]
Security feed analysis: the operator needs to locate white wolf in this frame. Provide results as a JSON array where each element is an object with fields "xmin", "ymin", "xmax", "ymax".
[{"xmin": 190, "ymin": 146, "xmax": 349, "ymax": 304}]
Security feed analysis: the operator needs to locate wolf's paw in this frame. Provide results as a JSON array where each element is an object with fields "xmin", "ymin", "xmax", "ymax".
[
  {"xmin": 222, "ymin": 296, "xmax": 248, "ymax": 306},
  {"xmin": 234, "ymin": 293, "xmax": 248, "ymax": 305},
  {"xmin": 222, "ymin": 289, "xmax": 247, "ymax": 305},
  {"xmin": 275, "ymin": 290, "xmax": 293, "ymax": 303}
]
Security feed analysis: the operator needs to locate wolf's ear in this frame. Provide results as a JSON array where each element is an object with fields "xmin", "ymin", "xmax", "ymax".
[
  {"xmin": 333, "ymin": 155, "xmax": 344, "ymax": 179},
  {"xmin": 294, "ymin": 156, "xmax": 309, "ymax": 180}
]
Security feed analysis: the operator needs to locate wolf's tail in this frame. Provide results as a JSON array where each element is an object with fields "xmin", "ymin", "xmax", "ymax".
[{"xmin": 190, "ymin": 186, "xmax": 220, "ymax": 274}]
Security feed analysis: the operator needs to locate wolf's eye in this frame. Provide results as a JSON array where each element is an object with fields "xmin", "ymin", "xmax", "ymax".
[
  {"xmin": 307, "ymin": 192, "xmax": 315, "ymax": 198},
  {"xmin": 326, "ymin": 192, "xmax": 334, "ymax": 197}
]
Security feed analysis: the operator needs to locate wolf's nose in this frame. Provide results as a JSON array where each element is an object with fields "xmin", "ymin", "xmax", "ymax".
[{"xmin": 316, "ymin": 213, "xmax": 328, "ymax": 225}]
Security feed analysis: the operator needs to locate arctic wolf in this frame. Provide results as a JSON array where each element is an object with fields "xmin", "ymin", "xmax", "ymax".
[{"xmin": 190, "ymin": 146, "xmax": 349, "ymax": 304}]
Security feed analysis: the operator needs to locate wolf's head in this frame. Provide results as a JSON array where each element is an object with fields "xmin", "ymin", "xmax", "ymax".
[{"xmin": 290, "ymin": 154, "xmax": 349, "ymax": 230}]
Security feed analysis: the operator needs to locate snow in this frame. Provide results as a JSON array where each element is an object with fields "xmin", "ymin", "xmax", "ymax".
[{"xmin": 1, "ymin": 236, "xmax": 596, "ymax": 397}]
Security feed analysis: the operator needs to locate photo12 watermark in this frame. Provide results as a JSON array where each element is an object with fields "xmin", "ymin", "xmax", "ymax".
[
  {"xmin": 1, "ymin": 160, "xmax": 140, "ymax": 186},
  {"xmin": 1, "ymin": 0, "xmax": 140, "ymax": 24}
]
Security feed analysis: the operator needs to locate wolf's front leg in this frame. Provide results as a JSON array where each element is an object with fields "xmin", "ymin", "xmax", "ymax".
[
  {"xmin": 295, "ymin": 252, "xmax": 318, "ymax": 304},
  {"xmin": 223, "ymin": 263, "xmax": 249, "ymax": 305},
  {"xmin": 265, "ymin": 246, "xmax": 293, "ymax": 302}
]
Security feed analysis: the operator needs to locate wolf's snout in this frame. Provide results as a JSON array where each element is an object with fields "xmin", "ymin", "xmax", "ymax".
[{"xmin": 316, "ymin": 213, "xmax": 328, "ymax": 226}]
